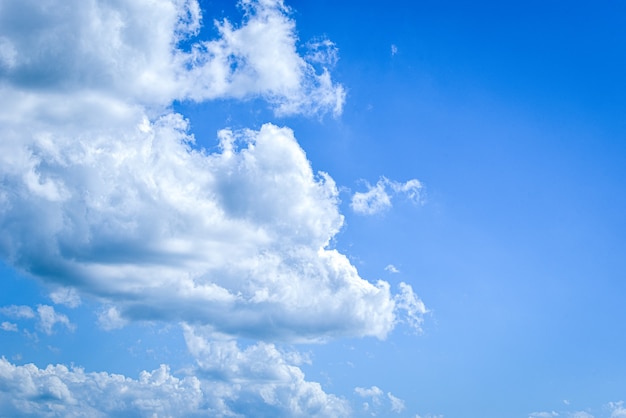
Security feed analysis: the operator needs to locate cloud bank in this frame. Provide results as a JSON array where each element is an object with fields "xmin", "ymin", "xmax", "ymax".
[
  {"xmin": 0, "ymin": 340, "xmax": 350, "ymax": 418},
  {"xmin": 0, "ymin": 0, "xmax": 427, "ymax": 415},
  {"xmin": 0, "ymin": 0, "xmax": 423, "ymax": 341}
]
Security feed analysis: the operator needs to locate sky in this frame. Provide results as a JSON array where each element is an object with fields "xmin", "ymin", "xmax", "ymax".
[{"xmin": 0, "ymin": 0, "xmax": 625, "ymax": 417}]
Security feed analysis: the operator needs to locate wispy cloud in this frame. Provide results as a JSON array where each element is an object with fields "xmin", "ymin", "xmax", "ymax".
[
  {"xmin": 385, "ymin": 264, "xmax": 400, "ymax": 273},
  {"xmin": 0, "ymin": 305, "xmax": 74, "ymax": 335},
  {"xmin": 351, "ymin": 177, "xmax": 423, "ymax": 215},
  {"xmin": 0, "ymin": 322, "xmax": 17, "ymax": 332},
  {"xmin": 49, "ymin": 288, "xmax": 81, "ymax": 308},
  {"xmin": 354, "ymin": 386, "xmax": 406, "ymax": 414}
]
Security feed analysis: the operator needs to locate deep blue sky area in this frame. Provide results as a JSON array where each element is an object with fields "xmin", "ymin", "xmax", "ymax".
[{"xmin": 1, "ymin": 1, "xmax": 626, "ymax": 417}]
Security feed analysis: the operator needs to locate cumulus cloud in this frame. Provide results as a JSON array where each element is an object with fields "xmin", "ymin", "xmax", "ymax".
[
  {"xmin": 183, "ymin": 325, "xmax": 350, "ymax": 416},
  {"xmin": 0, "ymin": 357, "xmax": 205, "ymax": 418},
  {"xmin": 0, "ymin": 345, "xmax": 348, "ymax": 418},
  {"xmin": 0, "ymin": 0, "xmax": 427, "ymax": 414},
  {"xmin": 351, "ymin": 177, "xmax": 423, "ymax": 215},
  {"xmin": 0, "ymin": 0, "xmax": 344, "ymax": 115},
  {"xmin": 0, "ymin": 0, "xmax": 424, "ymax": 343},
  {"xmin": 0, "ymin": 117, "xmax": 403, "ymax": 341}
]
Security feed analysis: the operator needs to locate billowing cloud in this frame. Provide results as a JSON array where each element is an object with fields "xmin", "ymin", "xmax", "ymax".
[
  {"xmin": 0, "ymin": 1, "xmax": 427, "ymax": 415},
  {"xmin": 351, "ymin": 177, "xmax": 423, "ymax": 215},
  {"xmin": 0, "ymin": 357, "xmax": 205, "ymax": 418},
  {"xmin": 0, "ymin": 326, "xmax": 350, "ymax": 418},
  {"xmin": 0, "ymin": 116, "xmax": 411, "ymax": 341},
  {"xmin": 184, "ymin": 325, "xmax": 350, "ymax": 416},
  {"xmin": 0, "ymin": 0, "xmax": 344, "ymax": 115},
  {"xmin": 0, "ymin": 0, "xmax": 424, "ymax": 342}
]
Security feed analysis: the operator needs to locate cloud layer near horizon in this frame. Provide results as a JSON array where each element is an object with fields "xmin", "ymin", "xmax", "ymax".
[
  {"xmin": 0, "ymin": 333, "xmax": 352, "ymax": 418},
  {"xmin": 0, "ymin": 0, "xmax": 424, "ymax": 342}
]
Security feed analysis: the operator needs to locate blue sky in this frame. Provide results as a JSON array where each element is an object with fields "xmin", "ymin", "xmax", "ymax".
[{"xmin": 1, "ymin": 0, "xmax": 625, "ymax": 417}]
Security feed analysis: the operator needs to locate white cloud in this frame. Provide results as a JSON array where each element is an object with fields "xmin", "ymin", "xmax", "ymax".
[
  {"xmin": 0, "ymin": 343, "xmax": 348, "ymax": 418},
  {"xmin": 0, "ymin": 357, "xmax": 205, "ymax": 418},
  {"xmin": 49, "ymin": 288, "xmax": 81, "ymax": 308},
  {"xmin": 306, "ymin": 39, "xmax": 340, "ymax": 67},
  {"xmin": 351, "ymin": 180, "xmax": 392, "ymax": 215},
  {"xmin": 395, "ymin": 282, "xmax": 428, "ymax": 332},
  {"xmin": 385, "ymin": 264, "xmax": 400, "ymax": 273},
  {"xmin": 36, "ymin": 305, "xmax": 75, "ymax": 335},
  {"xmin": 387, "ymin": 392, "xmax": 405, "ymax": 413},
  {"xmin": 0, "ymin": 322, "xmax": 17, "ymax": 332},
  {"xmin": 0, "ymin": 1, "xmax": 426, "ymax": 415},
  {"xmin": 97, "ymin": 307, "xmax": 128, "ymax": 331},
  {"xmin": 0, "ymin": 305, "xmax": 74, "ymax": 335},
  {"xmin": 0, "ymin": 0, "xmax": 343, "ymax": 115},
  {"xmin": 0, "ymin": 117, "xmax": 404, "ymax": 341},
  {"xmin": 391, "ymin": 44, "xmax": 398, "ymax": 56},
  {"xmin": 355, "ymin": 386, "xmax": 406, "ymax": 415},
  {"xmin": 181, "ymin": 0, "xmax": 345, "ymax": 116},
  {"xmin": 351, "ymin": 177, "xmax": 423, "ymax": 215},
  {"xmin": 0, "ymin": 305, "xmax": 35, "ymax": 319},
  {"xmin": 568, "ymin": 413, "xmax": 594, "ymax": 418},
  {"xmin": 183, "ymin": 324, "xmax": 351, "ymax": 416},
  {"xmin": 610, "ymin": 402, "xmax": 626, "ymax": 418},
  {"xmin": 529, "ymin": 412, "xmax": 559, "ymax": 418},
  {"xmin": 0, "ymin": 0, "xmax": 422, "ymax": 342},
  {"xmin": 354, "ymin": 386, "xmax": 383, "ymax": 404}
]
